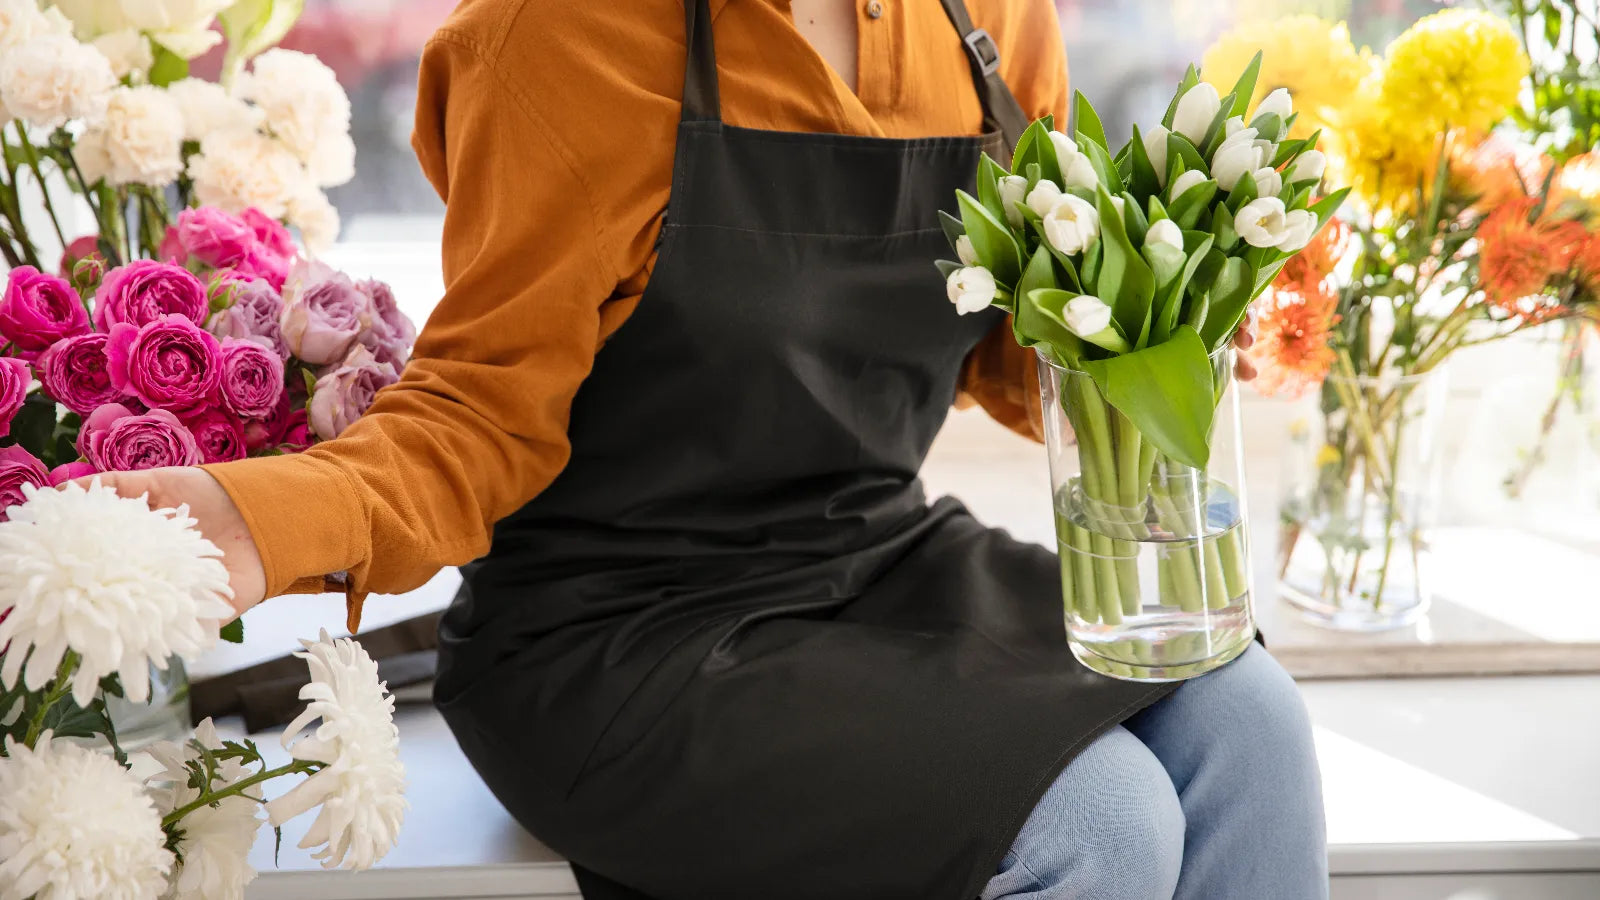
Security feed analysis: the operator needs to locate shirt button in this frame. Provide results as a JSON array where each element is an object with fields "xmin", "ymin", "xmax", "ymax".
[{"xmin": 865, "ymin": 0, "xmax": 883, "ymax": 19}]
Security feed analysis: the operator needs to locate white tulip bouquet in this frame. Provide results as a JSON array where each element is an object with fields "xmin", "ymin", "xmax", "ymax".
[{"xmin": 942, "ymin": 55, "xmax": 1348, "ymax": 673}]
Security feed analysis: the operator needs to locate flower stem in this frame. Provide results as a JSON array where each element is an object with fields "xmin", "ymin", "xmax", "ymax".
[
  {"xmin": 13, "ymin": 122, "xmax": 67, "ymax": 250},
  {"xmin": 22, "ymin": 654, "xmax": 79, "ymax": 748},
  {"xmin": 161, "ymin": 759, "xmax": 321, "ymax": 829}
]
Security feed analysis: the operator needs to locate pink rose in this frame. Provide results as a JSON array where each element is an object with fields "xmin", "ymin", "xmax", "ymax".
[
  {"xmin": 241, "ymin": 208, "xmax": 296, "ymax": 259},
  {"xmin": 279, "ymin": 260, "xmax": 371, "ymax": 365},
  {"xmin": 107, "ymin": 315, "xmax": 223, "ymax": 411},
  {"xmin": 0, "ymin": 356, "xmax": 29, "ymax": 438},
  {"xmin": 175, "ymin": 207, "xmax": 256, "ymax": 269},
  {"xmin": 48, "ymin": 460, "xmax": 97, "ymax": 485},
  {"xmin": 280, "ymin": 408, "xmax": 311, "ymax": 449},
  {"xmin": 0, "ymin": 445, "xmax": 49, "ymax": 521},
  {"xmin": 355, "ymin": 279, "xmax": 415, "ymax": 369},
  {"xmin": 179, "ymin": 407, "xmax": 247, "ymax": 463},
  {"xmin": 78, "ymin": 403, "xmax": 201, "ymax": 471},
  {"xmin": 308, "ymin": 344, "xmax": 397, "ymax": 441},
  {"xmin": 235, "ymin": 246, "xmax": 289, "ymax": 291},
  {"xmin": 94, "ymin": 260, "xmax": 209, "ymax": 330},
  {"xmin": 1, "ymin": 265, "xmax": 90, "ymax": 356},
  {"xmin": 37, "ymin": 332, "xmax": 121, "ymax": 416},
  {"xmin": 208, "ymin": 277, "xmax": 288, "ymax": 358},
  {"xmin": 58, "ymin": 235, "xmax": 103, "ymax": 276},
  {"xmin": 242, "ymin": 388, "xmax": 291, "ymax": 452},
  {"xmin": 218, "ymin": 337, "xmax": 285, "ymax": 419}
]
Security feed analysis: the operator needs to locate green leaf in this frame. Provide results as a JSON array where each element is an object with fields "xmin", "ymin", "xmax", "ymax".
[
  {"xmin": 938, "ymin": 209, "xmax": 966, "ymax": 250},
  {"xmin": 300, "ymin": 366, "xmax": 318, "ymax": 397},
  {"xmin": 957, "ymin": 191, "xmax": 1021, "ymax": 286},
  {"xmin": 1027, "ymin": 217, "xmax": 1083, "ymax": 293},
  {"xmin": 1198, "ymin": 256, "xmax": 1258, "ymax": 351},
  {"xmin": 1166, "ymin": 132, "xmax": 1210, "ymax": 179},
  {"xmin": 1120, "ymin": 190, "xmax": 1148, "ymax": 248},
  {"xmin": 1307, "ymin": 188, "xmax": 1352, "ymax": 228},
  {"xmin": 1199, "ymin": 92, "xmax": 1238, "ymax": 158},
  {"xmin": 1146, "ymin": 194, "xmax": 1171, "ymax": 224},
  {"xmin": 1227, "ymin": 169, "xmax": 1259, "ymax": 213},
  {"xmin": 1226, "ymin": 52, "xmax": 1264, "ymax": 119},
  {"xmin": 1162, "ymin": 65, "xmax": 1202, "ymax": 129},
  {"xmin": 1169, "ymin": 181, "xmax": 1219, "ymax": 230},
  {"xmin": 1127, "ymin": 124, "xmax": 1162, "ymax": 198},
  {"xmin": 1153, "ymin": 233, "xmax": 1214, "ymax": 344},
  {"xmin": 976, "ymin": 153, "xmax": 1010, "ymax": 226},
  {"xmin": 934, "ymin": 259, "xmax": 963, "ymax": 280},
  {"xmin": 8, "ymin": 393, "xmax": 57, "ymax": 461},
  {"xmin": 1080, "ymin": 137, "xmax": 1125, "ymax": 195},
  {"xmin": 1093, "ymin": 186, "xmax": 1156, "ymax": 345},
  {"xmin": 148, "ymin": 44, "xmax": 188, "ymax": 87},
  {"xmin": 218, "ymin": 0, "xmax": 306, "ymax": 84},
  {"xmin": 1081, "ymin": 324, "xmax": 1215, "ymax": 469},
  {"xmin": 219, "ymin": 619, "xmax": 245, "ymax": 644},
  {"xmin": 1012, "ymin": 246, "xmax": 1061, "ymax": 347},
  {"xmin": 1012, "ymin": 118, "xmax": 1061, "ymax": 184},
  {"xmin": 1272, "ymin": 136, "xmax": 1310, "ymax": 168},
  {"xmin": 1019, "ymin": 288, "xmax": 1088, "ymax": 363},
  {"xmin": 1080, "ymin": 239, "xmax": 1102, "ymax": 287},
  {"xmin": 1073, "ymin": 90, "xmax": 1110, "ymax": 151},
  {"xmin": 1249, "ymin": 112, "xmax": 1284, "ymax": 144}
]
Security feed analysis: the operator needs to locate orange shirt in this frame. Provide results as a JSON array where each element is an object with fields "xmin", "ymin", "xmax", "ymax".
[{"xmin": 203, "ymin": 0, "xmax": 1068, "ymax": 627}]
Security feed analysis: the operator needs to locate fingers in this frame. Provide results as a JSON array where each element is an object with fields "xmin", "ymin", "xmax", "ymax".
[
  {"xmin": 1234, "ymin": 353, "xmax": 1258, "ymax": 382},
  {"xmin": 1233, "ymin": 307, "xmax": 1258, "ymax": 350}
]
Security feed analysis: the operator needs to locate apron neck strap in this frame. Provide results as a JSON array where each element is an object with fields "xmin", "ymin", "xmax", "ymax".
[{"xmin": 680, "ymin": 0, "xmax": 1032, "ymax": 146}]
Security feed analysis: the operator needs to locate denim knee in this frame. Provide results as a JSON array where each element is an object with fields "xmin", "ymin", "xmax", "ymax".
[
  {"xmin": 1162, "ymin": 644, "xmax": 1318, "ymax": 779},
  {"xmin": 984, "ymin": 725, "xmax": 1183, "ymax": 900}
]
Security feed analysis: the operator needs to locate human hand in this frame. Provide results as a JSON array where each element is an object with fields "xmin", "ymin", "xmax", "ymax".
[
  {"xmin": 1233, "ymin": 311, "xmax": 1259, "ymax": 382},
  {"xmin": 73, "ymin": 467, "xmax": 266, "ymax": 618}
]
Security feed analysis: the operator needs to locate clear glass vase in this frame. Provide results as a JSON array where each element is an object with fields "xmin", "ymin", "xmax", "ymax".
[
  {"xmin": 1278, "ymin": 366, "xmax": 1449, "ymax": 631},
  {"xmin": 102, "ymin": 657, "xmax": 192, "ymax": 752},
  {"xmin": 1039, "ymin": 348, "xmax": 1255, "ymax": 682}
]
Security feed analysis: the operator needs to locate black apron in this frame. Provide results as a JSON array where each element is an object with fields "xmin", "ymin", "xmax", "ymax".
[{"xmin": 435, "ymin": 2, "xmax": 1176, "ymax": 897}]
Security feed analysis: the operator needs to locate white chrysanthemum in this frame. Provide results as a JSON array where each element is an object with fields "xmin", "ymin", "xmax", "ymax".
[
  {"xmin": 91, "ymin": 28, "xmax": 152, "ymax": 78},
  {"xmin": 307, "ymin": 129, "xmax": 355, "ymax": 188},
  {"xmin": 74, "ymin": 124, "xmax": 113, "ymax": 185},
  {"xmin": 236, "ymin": 49, "xmax": 351, "ymax": 164},
  {"xmin": 287, "ymin": 185, "xmax": 340, "ymax": 254},
  {"xmin": 0, "ymin": 0, "xmax": 71, "ymax": 50},
  {"xmin": 164, "ymin": 77, "xmax": 262, "ymax": 142},
  {"xmin": 97, "ymin": 84, "xmax": 185, "ymax": 186},
  {"xmin": 146, "ymin": 719, "xmax": 262, "ymax": 900},
  {"xmin": 0, "ymin": 480, "xmax": 234, "ymax": 707},
  {"xmin": 188, "ymin": 126, "xmax": 307, "ymax": 218},
  {"xmin": 0, "ymin": 32, "xmax": 116, "ymax": 130},
  {"xmin": 0, "ymin": 733, "xmax": 174, "ymax": 900},
  {"xmin": 266, "ymin": 630, "xmax": 406, "ymax": 871}
]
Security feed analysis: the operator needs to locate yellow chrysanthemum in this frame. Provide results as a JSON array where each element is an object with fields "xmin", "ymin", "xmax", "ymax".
[
  {"xmin": 1378, "ymin": 9, "xmax": 1527, "ymax": 139},
  {"xmin": 1201, "ymin": 16, "xmax": 1369, "ymax": 140},
  {"xmin": 1338, "ymin": 74, "xmax": 1443, "ymax": 213}
]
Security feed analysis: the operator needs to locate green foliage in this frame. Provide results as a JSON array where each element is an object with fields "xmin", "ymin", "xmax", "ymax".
[
  {"xmin": 957, "ymin": 191, "xmax": 1021, "ymax": 286},
  {"xmin": 1081, "ymin": 325, "xmax": 1216, "ymax": 469}
]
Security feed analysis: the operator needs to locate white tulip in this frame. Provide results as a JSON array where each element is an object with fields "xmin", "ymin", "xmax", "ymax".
[
  {"xmin": 1064, "ymin": 295, "xmax": 1114, "ymax": 337},
  {"xmin": 1249, "ymin": 165, "xmax": 1284, "ymax": 199},
  {"xmin": 1275, "ymin": 208, "xmax": 1319, "ymax": 251},
  {"xmin": 998, "ymin": 174, "xmax": 1028, "ymax": 228},
  {"xmin": 1234, "ymin": 197, "xmax": 1293, "ymax": 248},
  {"xmin": 947, "ymin": 266, "xmax": 997, "ymax": 315},
  {"xmin": 1146, "ymin": 218, "xmax": 1184, "ymax": 251},
  {"xmin": 1168, "ymin": 168, "xmax": 1209, "ymax": 201},
  {"xmin": 1025, "ymin": 180, "xmax": 1064, "ymax": 218},
  {"xmin": 1108, "ymin": 195, "xmax": 1126, "ymax": 218},
  {"xmin": 54, "ymin": 0, "xmax": 229, "ymax": 58},
  {"xmin": 1142, "ymin": 124, "xmax": 1169, "ymax": 186},
  {"xmin": 1062, "ymin": 151, "xmax": 1099, "ymax": 190},
  {"xmin": 1211, "ymin": 134, "xmax": 1266, "ymax": 191},
  {"xmin": 1171, "ymin": 81, "xmax": 1221, "ymax": 144},
  {"xmin": 1048, "ymin": 130, "xmax": 1077, "ymax": 161},
  {"xmin": 1253, "ymin": 87, "xmax": 1293, "ymax": 122},
  {"xmin": 955, "ymin": 234, "xmax": 978, "ymax": 265},
  {"xmin": 90, "ymin": 29, "xmax": 151, "ymax": 78},
  {"xmin": 1222, "ymin": 116, "xmax": 1246, "ymax": 139},
  {"xmin": 1042, "ymin": 193, "xmax": 1100, "ymax": 256},
  {"xmin": 1289, "ymin": 149, "xmax": 1327, "ymax": 183}
]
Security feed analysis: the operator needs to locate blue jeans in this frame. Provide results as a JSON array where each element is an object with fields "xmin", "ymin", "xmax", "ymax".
[{"xmin": 982, "ymin": 644, "xmax": 1328, "ymax": 900}]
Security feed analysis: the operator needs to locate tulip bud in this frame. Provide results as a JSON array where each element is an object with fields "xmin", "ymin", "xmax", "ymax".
[
  {"xmin": 998, "ymin": 175, "xmax": 1028, "ymax": 228},
  {"xmin": 946, "ymin": 266, "xmax": 997, "ymax": 315},
  {"xmin": 956, "ymin": 234, "xmax": 977, "ymax": 266},
  {"xmin": 1253, "ymin": 88, "xmax": 1293, "ymax": 122},
  {"xmin": 1171, "ymin": 82, "xmax": 1222, "ymax": 144},
  {"xmin": 1212, "ymin": 137, "xmax": 1264, "ymax": 191},
  {"xmin": 1142, "ymin": 125, "xmax": 1170, "ymax": 186},
  {"xmin": 1276, "ymin": 209, "xmax": 1319, "ymax": 251},
  {"xmin": 1062, "ymin": 153, "xmax": 1099, "ymax": 191},
  {"xmin": 1042, "ymin": 194, "xmax": 1100, "ymax": 256},
  {"xmin": 1146, "ymin": 218, "xmax": 1184, "ymax": 251},
  {"xmin": 1289, "ymin": 149, "xmax": 1327, "ymax": 183},
  {"xmin": 1048, "ymin": 130, "xmax": 1078, "ymax": 161},
  {"xmin": 1168, "ymin": 168, "xmax": 1209, "ymax": 201},
  {"xmin": 1222, "ymin": 116, "xmax": 1246, "ymax": 139},
  {"xmin": 1250, "ymin": 166, "xmax": 1284, "ymax": 199},
  {"xmin": 1025, "ymin": 180, "xmax": 1064, "ymax": 218},
  {"xmin": 1064, "ymin": 295, "xmax": 1113, "ymax": 338}
]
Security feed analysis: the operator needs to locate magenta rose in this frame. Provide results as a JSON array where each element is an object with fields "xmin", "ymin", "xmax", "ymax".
[
  {"xmin": 0, "ymin": 445, "xmax": 49, "ymax": 521},
  {"xmin": 308, "ymin": 344, "xmax": 397, "ymax": 441},
  {"xmin": 0, "ymin": 356, "xmax": 27, "ymax": 439},
  {"xmin": 93, "ymin": 260, "xmax": 209, "ymax": 330},
  {"xmin": 1, "ymin": 265, "xmax": 91, "ymax": 356},
  {"xmin": 37, "ymin": 333, "xmax": 121, "ymax": 416},
  {"xmin": 107, "ymin": 315, "xmax": 223, "ymax": 411},
  {"xmin": 280, "ymin": 408, "xmax": 311, "ymax": 449},
  {"xmin": 78, "ymin": 403, "xmax": 201, "ymax": 471},
  {"xmin": 175, "ymin": 207, "xmax": 256, "ymax": 269},
  {"xmin": 158, "ymin": 225, "xmax": 184, "ymax": 262},
  {"xmin": 208, "ymin": 277, "xmax": 288, "ymax": 358},
  {"xmin": 355, "ymin": 279, "xmax": 415, "ymax": 368},
  {"xmin": 217, "ymin": 337, "xmax": 286, "ymax": 419},
  {"xmin": 241, "ymin": 208, "xmax": 296, "ymax": 259},
  {"xmin": 279, "ymin": 260, "xmax": 371, "ymax": 365},
  {"xmin": 242, "ymin": 388, "xmax": 291, "ymax": 452},
  {"xmin": 235, "ymin": 246, "xmax": 289, "ymax": 291},
  {"xmin": 48, "ymin": 460, "xmax": 96, "ymax": 485},
  {"xmin": 180, "ymin": 407, "xmax": 247, "ymax": 463},
  {"xmin": 58, "ymin": 235, "xmax": 103, "ymax": 276}
]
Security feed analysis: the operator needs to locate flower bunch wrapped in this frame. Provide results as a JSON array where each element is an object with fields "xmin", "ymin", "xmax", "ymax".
[
  {"xmin": 0, "ymin": 480, "xmax": 407, "ymax": 899},
  {"xmin": 0, "ymin": 204, "xmax": 413, "ymax": 523},
  {"xmin": 941, "ymin": 56, "xmax": 1347, "ymax": 677}
]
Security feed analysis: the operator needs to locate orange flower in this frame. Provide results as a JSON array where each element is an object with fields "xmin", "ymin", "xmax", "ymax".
[
  {"xmin": 1278, "ymin": 216, "xmax": 1349, "ymax": 290},
  {"xmin": 1250, "ymin": 278, "xmax": 1341, "ymax": 398},
  {"xmin": 1558, "ymin": 150, "xmax": 1600, "ymax": 215},
  {"xmin": 1575, "ymin": 231, "xmax": 1600, "ymax": 292},
  {"xmin": 1477, "ymin": 197, "xmax": 1586, "ymax": 322},
  {"xmin": 1451, "ymin": 133, "xmax": 1552, "ymax": 211}
]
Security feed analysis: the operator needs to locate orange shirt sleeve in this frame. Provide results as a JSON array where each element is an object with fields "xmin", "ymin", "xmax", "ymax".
[
  {"xmin": 203, "ymin": 30, "xmax": 618, "ymax": 616},
  {"xmin": 955, "ymin": 0, "xmax": 1072, "ymax": 444}
]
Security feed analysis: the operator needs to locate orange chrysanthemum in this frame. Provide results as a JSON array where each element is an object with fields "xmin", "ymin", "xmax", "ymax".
[
  {"xmin": 1250, "ymin": 278, "xmax": 1342, "ymax": 398},
  {"xmin": 1575, "ymin": 231, "xmax": 1600, "ymax": 292},
  {"xmin": 1477, "ymin": 197, "xmax": 1586, "ymax": 322},
  {"xmin": 1450, "ymin": 133, "xmax": 1552, "ymax": 211},
  {"xmin": 1278, "ymin": 216, "xmax": 1349, "ymax": 289}
]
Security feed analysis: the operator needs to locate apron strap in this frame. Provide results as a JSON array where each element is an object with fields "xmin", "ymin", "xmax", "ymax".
[
  {"xmin": 934, "ymin": 0, "xmax": 1032, "ymax": 148},
  {"xmin": 681, "ymin": 0, "xmax": 721, "ymax": 122}
]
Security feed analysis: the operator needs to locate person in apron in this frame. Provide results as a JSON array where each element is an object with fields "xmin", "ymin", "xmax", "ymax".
[{"xmin": 105, "ymin": 0, "xmax": 1328, "ymax": 897}]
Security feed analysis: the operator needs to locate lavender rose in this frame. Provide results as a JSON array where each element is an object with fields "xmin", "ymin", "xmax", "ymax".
[
  {"xmin": 241, "ymin": 207, "xmax": 296, "ymax": 259},
  {"xmin": 48, "ymin": 461, "xmax": 96, "ymax": 485},
  {"xmin": 94, "ymin": 260, "xmax": 210, "ymax": 330},
  {"xmin": 1, "ymin": 265, "xmax": 91, "ymax": 356},
  {"xmin": 0, "ymin": 356, "xmax": 28, "ymax": 438},
  {"xmin": 208, "ymin": 276, "xmax": 289, "ymax": 358},
  {"xmin": 0, "ymin": 445, "xmax": 49, "ymax": 521},
  {"xmin": 355, "ymin": 279, "xmax": 415, "ymax": 368},
  {"xmin": 218, "ymin": 337, "xmax": 286, "ymax": 419},
  {"xmin": 106, "ymin": 315, "xmax": 223, "ymax": 412},
  {"xmin": 37, "ymin": 333, "xmax": 121, "ymax": 416},
  {"xmin": 78, "ymin": 403, "xmax": 202, "ymax": 471},
  {"xmin": 308, "ymin": 344, "xmax": 397, "ymax": 441},
  {"xmin": 175, "ymin": 206, "xmax": 256, "ymax": 269},
  {"xmin": 280, "ymin": 260, "xmax": 372, "ymax": 365},
  {"xmin": 180, "ymin": 407, "xmax": 248, "ymax": 463}
]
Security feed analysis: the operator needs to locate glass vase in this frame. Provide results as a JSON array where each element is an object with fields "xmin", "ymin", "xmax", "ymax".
[
  {"xmin": 102, "ymin": 657, "xmax": 192, "ymax": 752},
  {"xmin": 1278, "ymin": 366, "xmax": 1449, "ymax": 631},
  {"xmin": 1039, "ymin": 348, "xmax": 1255, "ymax": 682}
]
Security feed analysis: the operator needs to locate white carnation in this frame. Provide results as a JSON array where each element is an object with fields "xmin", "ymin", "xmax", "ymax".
[
  {"xmin": 0, "ymin": 480, "xmax": 234, "ymax": 707},
  {"xmin": 0, "ymin": 32, "xmax": 116, "ymax": 130},
  {"xmin": 307, "ymin": 129, "xmax": 356, "ymax": 188},
  {"xmin": 97, "ymin": 84, "xmax": 185, "ymax": 186},
  {"xmin": 287, "ymin": 184, "xmax": 341, "ymax": 254},
  {"xmin": 237, "ymin": 49, "xmax": 351, "ymax": 164},
  {"xmin": 164, "ymin": 77, "xmax": 262, "ymax": 142},
  {"xmin": 0, "ymin": 0, "xmax": 71, "ymax": 50},
  {"xmin": 188, "ymin": 127, "xmax": 307, "ymax": 218},
  {"xmin": 266, "ymin": 631, "xmax": 407, "ymax": 871},
  {"xmin": 0, "ymin": 733, "xmax": 174, "ymax": 900},
  {"xmin": 147, "ymin": 719, "xmax": 262, "ymax": 900},
  {"xmin": 91, "ymin": 28, "xmax": 152, "ymax": 78},
  {"xmin": 74, "ymin": 125, "xmax": 113, "ymax": 185}
]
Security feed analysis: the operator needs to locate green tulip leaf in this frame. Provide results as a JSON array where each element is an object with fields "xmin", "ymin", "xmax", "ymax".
[
  {"xmin": 1121, "ymin": 190, "xmax": 1149, "ymax": 247},
  {"xmin": 1227, "ymin": 169, "xmax": 1259, "ymax": 213},
  {"xmin": 1152, "ymin": 233, "xmax": 1214, "ymax": 344},
  {"xmin": 1210, "ymin": 202, "xmax": 1239, "ymax": 252},
  {"xmin": 977, "ymin": 153, "xmax": 1010, "ymax": 226},
  {"xmin": 1199, "ymin": 91, "xmax": 1238, "ymax": 158},
  {"xmin": 1081, "ymin": 137, "xmax": 1125, "ymax": 196},
  {"xmin": 938, "ymin": 209, "xmax": 966, "ymax": 250},
  {"xmin": 148, "ymin": 45, "xmax": 188, "ymax": 87},
  {"xmin": 934, "ymin": 258, "xmax": 963, "ymax": 280},
  {"xmin": 1073, "ymin": 90, "xmax": 1110, "ymax": 151},
  {"xmin": 957, "ymin": 190, "xmax": 1021, "ymax": 286},
  {"xmin": 1162, "ymin": 64, "xmax": 1202, "ymax": 130},
  {"xmin": 1227, "ymin": 52, "xmax": 1263, "ymax": 119},
  {"xmin": 1012, "ymin": 245, "xmax": 1062, "ymax": 347},
  {"xmin": 1198, "ymin": 256, "xmax": 1258, "ymax": 351},
  {"xmin": 1166, "ymin": 132, "xmax": 1210, "ymax": 179},
  {"xmin": 1012, "ymin": 118, "xmax": 1061, "ymax": 184},
  {"xmin": 1169, "ymin": 181, "xmax": 1218, "ymax": 230},
  {"xmin": 219, "ymin": 0, "xmax": 305, "ymax": 84},
  {"xmin": 1094, "ymin": 185, "xmax": 1155, "ymax": 344},
  {"xmin": 1250, "ymin": 112, "xmax": 1284, "ymax": 143},
  {"xmin": 1020, "ymin": 288, "xmax": 1088, "ymax": 361},
  {"xmin": 1081, "ymin": 324, "xmax": 1215, "ymax": 469}
]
